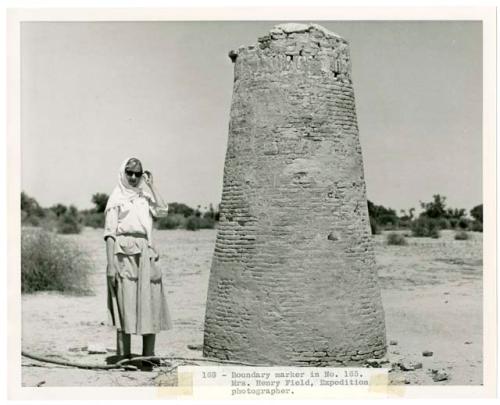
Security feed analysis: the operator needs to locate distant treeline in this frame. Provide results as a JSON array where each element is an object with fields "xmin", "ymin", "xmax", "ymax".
[
  {"xmin": 368, "ymin": 194, "xmax": 483, "ymax": 238},
  {"xmin": 21, "ymin": 191, "xmax": 482, "ymax": 238},
  {"xmin": 21, "ymin": 192, "xmax": 220, "ymax": 234}
]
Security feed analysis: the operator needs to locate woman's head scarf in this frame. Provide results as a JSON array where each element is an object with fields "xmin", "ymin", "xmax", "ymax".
[{"xmin": 105, "ymin": 157, "xmax": 153, "ymax": 212}]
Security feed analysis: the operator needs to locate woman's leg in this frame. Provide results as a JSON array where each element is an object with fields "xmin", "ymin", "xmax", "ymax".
[
  {"xmin": 142, "ymin": 334, "xmax": 156, "ymax": 356},
  {"xmin": 117, "ymin": 329, "xmax": 131, "ymax": 357}
]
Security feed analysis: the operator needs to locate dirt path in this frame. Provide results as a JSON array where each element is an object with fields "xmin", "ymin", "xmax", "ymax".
[{"xmin": 21, "ymin": 228, "xmax": 482, "ymax": 386}]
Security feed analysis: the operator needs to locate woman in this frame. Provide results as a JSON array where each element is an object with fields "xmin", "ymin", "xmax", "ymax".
[{"xmin": 104, "ymin": 157, "xmax": 172, "ymax": 369}]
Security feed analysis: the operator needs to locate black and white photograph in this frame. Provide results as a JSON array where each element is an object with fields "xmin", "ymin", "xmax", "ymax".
[{"xmin": 6, "ymin": 5, "xmax": 496, "ymax": 400}]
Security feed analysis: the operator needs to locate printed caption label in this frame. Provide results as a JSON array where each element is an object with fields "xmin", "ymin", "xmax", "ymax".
[{"xmin": 177, "ymin": 366, "xmax": 390, "ymax": 399}]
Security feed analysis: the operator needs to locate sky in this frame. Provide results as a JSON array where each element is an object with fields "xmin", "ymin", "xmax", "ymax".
[{"xmin": 21, "ymin": 21, "xmax": 482, "ymax": 213}]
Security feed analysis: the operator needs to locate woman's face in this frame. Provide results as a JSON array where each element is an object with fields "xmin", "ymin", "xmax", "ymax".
[{"xmin": 124, "ymin": 159, "xmax": 143, "ymax": 187}]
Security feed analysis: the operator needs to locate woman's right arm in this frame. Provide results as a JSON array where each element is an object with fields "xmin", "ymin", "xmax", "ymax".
[
  {"xmin": 105, "ymin": 237, "xmax": 116, "ymax": 278},
  {"xmin": 104, "ymin": 207, "xmax": 119, "ymax": 287}
]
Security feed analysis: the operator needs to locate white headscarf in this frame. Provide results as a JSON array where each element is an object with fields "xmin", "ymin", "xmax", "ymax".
[{"xmin": 105, "ymin": 157, "xmax": 153, "ymax": 212}]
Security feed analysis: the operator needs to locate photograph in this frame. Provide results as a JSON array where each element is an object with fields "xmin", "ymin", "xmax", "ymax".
[{"xmin": 7, "ymin": 8, "xmax": 496, "ymax": 400}]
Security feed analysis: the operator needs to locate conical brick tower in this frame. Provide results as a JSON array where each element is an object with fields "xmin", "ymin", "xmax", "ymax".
[{"xmin": 203, "ymin": 23, "xmax": 386, "ymax": 366}]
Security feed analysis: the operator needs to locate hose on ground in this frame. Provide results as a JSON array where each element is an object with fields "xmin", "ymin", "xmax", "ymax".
[{"xmin": 21, "ymin": 350, "xmax": 266, "ymax": 370}]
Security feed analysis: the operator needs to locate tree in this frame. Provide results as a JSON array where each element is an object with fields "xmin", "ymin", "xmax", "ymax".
[
  {"xmin": 91, "ymin": 193, "xmax": 109, "ymax": 213},
  {"xmin": 470, "ymin": 204, "xmax": 483, "ymax": 224},
  {"xmin": 445, "ymin": 208, "xmax": 466, "ymax": 220},
  {"xmin": 21, "ymin": 192, "xmax": 45, "ymax": 218},
  {"xmin": 420, "ymin": 194, "xmax": 447, "ymax": 219},
  {"xmin": 167, "ymin": 202, "xmax": 195, "ymax": 217},
  {"xmin": 367, "ymin": 200, "xmax": 399, "ymax": 227},
  {"xmin": 50, "ymin": 203, "xmax": 68, "ymax": 217},
  {"xmin": 203, "ymin": 203, "xmax": 216, "ymax": 219}
]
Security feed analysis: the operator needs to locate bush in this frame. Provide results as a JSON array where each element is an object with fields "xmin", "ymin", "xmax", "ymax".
[
  {"xmin": 21, "ymin": 227, "xmax": 92, "ymax": 294},
  {"xmin": 198, "ymin": 217, "xmax": 216, "ymax": 229},
  {"xmin": 156, "ymin": 213, "xmax": 215, "ymax": 231},
  {"xmin": 471, "ymin": 220, "xmax": 483, "ymax": 233},
  {"xmin": 386, "ymin": 232, "xmax": 408, "ymax": 246},
  {"xmin": 57, "ymin": 212, "xmax": 82, "ymax": 234},
  {"xmin": 21, "ymin": 211, "xmax": 41, "ymax": 226},
  {"xmin": 454, "ymin": 230, "xmax": 470, "ymax": 240},
  {"xmin": 186, "ymin": 215, "xmax": 200, "ymax": 231},
  {"xmin": 83, "ymin": 212, "xmax": 105, "ymax": 228},
  {"xmin": 458, "ymin": 218, "xmax": 470, "ymax": 230},
  {"xmin": 411, "ymin": 216, "xmax": 440, "ymax": 238},
  {"xmin": 437, "ymin": 217, "xmax": 451, "ymax": 230},
  {"xmin": 470, "ymin": 204, "xmax": 483, "ymax": 224},
  {"xmin": 156, "ymin": 214, "xmax": 186, "ymax": 230}
]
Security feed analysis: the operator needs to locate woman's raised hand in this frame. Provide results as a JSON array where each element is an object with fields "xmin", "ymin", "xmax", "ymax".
[{"xmin": 143, "ymin": 170, "xmax": 153, "ymax": 186}]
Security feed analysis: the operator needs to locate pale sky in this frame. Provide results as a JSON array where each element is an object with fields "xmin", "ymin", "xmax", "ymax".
[{"xmin": 21, "ymin": 21, "xmax": 482, "ymax": 213}]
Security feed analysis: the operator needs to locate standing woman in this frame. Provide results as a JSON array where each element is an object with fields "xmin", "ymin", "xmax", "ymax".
[{"xmin": 104, "ymin": 157, "xmax": 172, "ymax": 367}]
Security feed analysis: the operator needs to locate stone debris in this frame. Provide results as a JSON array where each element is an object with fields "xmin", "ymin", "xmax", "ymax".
[
  {"xmin": 464, "ymin": 341, "xmax": 472, "ymax": 345},
  {"xmin": 431, "ymin": 369, "xmax": 450, "ymax": 382},
  {"xmin": 391, "ymin": 361, "xmax": 422, "ymax": 372},
  {"xmin": 365, "ymin": 357, "xmax": 390, "ymax": 368},
  {"xmin": 422, "ymin": 350, "xmax": 433, "ymax": 357},
  {"xmin": 398, "ymin": 362, "xmax": 415, "ymax": 372},
  {"xmin": 389, "ymin": 340, "xmax": 398, "ymax": 345},
  {"xmin": 187, "ymin": 344, "xmax": 204, "ymax": 351}
]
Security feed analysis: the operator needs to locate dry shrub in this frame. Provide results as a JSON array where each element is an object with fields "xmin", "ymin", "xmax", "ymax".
[
  {"xmin": 386, "ymin": 232, "xmax": 408, "ymax": 246},
  {"xmin": 156, "ymin": 213, "xmax": 186, "ymax": 230},
  {"xmin": 411, "ymin": 217, "xmax": 441, "ymax": 238},
  {"xmin": 454, "ymin": 230, "xmax": 470, "ymax": 241},
  {"xmin": 21, "ymin": 227, "xmax": 92, "ymax": 294}
]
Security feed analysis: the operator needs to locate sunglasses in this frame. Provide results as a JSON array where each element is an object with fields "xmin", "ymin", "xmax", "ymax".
[{"xmin": 125, "ymin": 170, "xmax": 143, "ymax": 177}]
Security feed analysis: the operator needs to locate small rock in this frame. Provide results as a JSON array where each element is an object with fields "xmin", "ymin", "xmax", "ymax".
[
  {"xmin": 413, "ymin": 362, "xmax": 423, "ymax": 369},
  {"xmin": 389, "ymin": 340, "xmax": 398, "ymax": 345},
  {"xmin": 391, "ymin": 350, "xmax": 400, "ymax": 355},
  {"xmin": 365, "ymin": 358, "xmax": 389, "ymax": 368},
  {"xmin": 399, "ymin": 362, "xmax": 415, "ymax": 372},
  {"xmin": 87, "ymin": 343, "xmax": 107, "ymax": 354},
  {"xmin": 422, "ymin": 350, "xmax": 433, "ymax": 357},
  {"xmin": 36, "ymin": 381, "xmax": 46, "ymax": 387},
  {"xmin": 431, "ymin": 369, "xmax": 449, "ymax": 382},
  {"xmin": 187, "ymin": 344, "xmax": 203, "ymax": 351},
  {"xmin": 443, "ymin": 292, "xmax": 450, "ymax": 295},
  {"xmin": 464, "ymin": 341, "xmax": 472, "ymax": 345},
  {"xmin": 100, "ymin": 321, "xmax": 105, "ymax": 326}
]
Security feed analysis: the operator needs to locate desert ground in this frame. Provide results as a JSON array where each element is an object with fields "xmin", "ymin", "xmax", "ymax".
[{"xmin": 21, "ymin": 227, "xmax": 483, "ymax": 387}]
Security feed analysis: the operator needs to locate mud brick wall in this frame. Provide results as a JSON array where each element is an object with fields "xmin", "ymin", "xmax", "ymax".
[{"xmin": 203, "ymin": 23, "xmax": 386, "ymax": 366}]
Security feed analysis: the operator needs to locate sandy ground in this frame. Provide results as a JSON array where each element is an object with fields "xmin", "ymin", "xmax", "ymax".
[{"xmin": 21, "ymin": 228, "xmax": 482, "ymax": 387}]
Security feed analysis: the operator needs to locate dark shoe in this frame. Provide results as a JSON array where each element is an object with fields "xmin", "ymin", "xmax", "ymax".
[{"xmin": 140, "ymin": 360, "xmax": 154, "ymax": 372}]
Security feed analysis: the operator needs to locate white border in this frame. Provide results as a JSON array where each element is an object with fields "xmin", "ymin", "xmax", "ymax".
[{"xmin": 6, "ymin": 6, "xmax": 497, "ymax": 400}]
